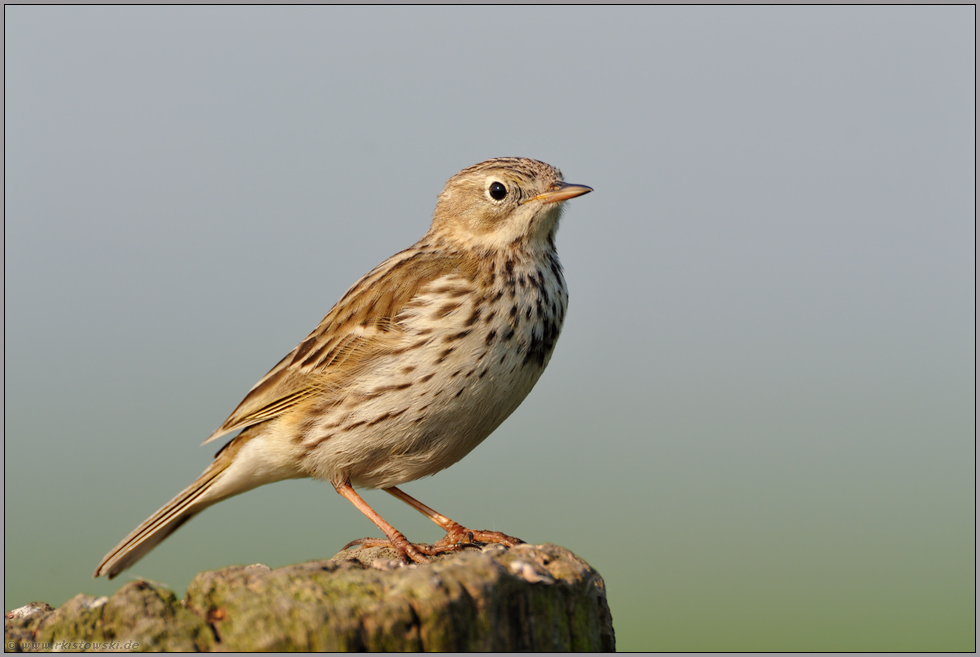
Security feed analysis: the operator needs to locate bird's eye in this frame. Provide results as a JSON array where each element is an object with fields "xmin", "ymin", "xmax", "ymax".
[{"xmin": 488, "ymin": 181, "xmax": 507, "ymax": 201}]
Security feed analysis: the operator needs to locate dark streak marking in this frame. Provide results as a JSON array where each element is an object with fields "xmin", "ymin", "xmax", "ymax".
[
  {"xmin": 291, "ymin": 337, "xmax": 318, "ymax": 363},
  {"xmin": 341, "ymin": 420, "xmax": 368, "ymax": 433},
  {"xmin": 443, "ymin": 330, "xmax": 472, "ymax": 342},
  {"xmin": 464, "ymin": 307, "xmax": 482, "ymax": 327},
  {"xmin": 437, "ymin": 302, "xmax": 463, "ymax": 317},
  {"xmin": 371, "ymin": 382, "xmax": 413, "ymax": 395},
  {"xmin": 367, "ymin": 407, "xmax": 409, "ymax": 427}
]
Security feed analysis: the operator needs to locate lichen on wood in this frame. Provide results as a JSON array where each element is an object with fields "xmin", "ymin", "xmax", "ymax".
[{"xmin": 5, "ymin": 543, "xmax": 615, "ymax": 652}]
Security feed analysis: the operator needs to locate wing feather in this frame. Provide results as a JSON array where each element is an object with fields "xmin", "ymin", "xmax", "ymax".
[{"xmin": 203, "ymin": 247, "xmax": 479, "ymax": 444}]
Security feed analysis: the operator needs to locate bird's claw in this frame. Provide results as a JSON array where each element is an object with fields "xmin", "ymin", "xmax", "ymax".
[{"xmin": 433, "ymin": 524, "xmax": 524, "ymax": 549}]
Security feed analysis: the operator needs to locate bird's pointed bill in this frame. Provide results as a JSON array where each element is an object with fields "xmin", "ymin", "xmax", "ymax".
[{"xmin": 526, "ymin": 182, "xmax": 593, "ymax": 205}]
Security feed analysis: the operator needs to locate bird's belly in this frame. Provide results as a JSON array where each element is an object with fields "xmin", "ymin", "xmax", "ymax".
[{"xmin": 301, "ymin": 320, "xmax": 556, "ymax": 489}]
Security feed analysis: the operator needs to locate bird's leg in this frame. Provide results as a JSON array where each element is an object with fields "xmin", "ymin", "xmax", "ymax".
[
  {"xmin": 385, "ymin": 486, "xmax": 524, "ymax": 549},
  {"xmin": 332, "ymin": 479, "xmax": 431, "ymax": 564}
]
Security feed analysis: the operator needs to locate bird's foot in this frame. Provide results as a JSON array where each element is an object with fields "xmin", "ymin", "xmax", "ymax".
[
  {"xmin": 342, "ymin": 523, "xmax": 522, "ymax": 563},
  {"xmin": 341, "ymin": 533, "xmax": 450, "ymax": 564},
  {"xmin": 432, "ymin": 521, "xmax": 524, "ymax": 549}
]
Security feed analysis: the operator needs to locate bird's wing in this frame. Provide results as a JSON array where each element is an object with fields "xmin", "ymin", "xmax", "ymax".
[{"xmin": 203, "ymin": 247, "xmax": 479, "ymax": 444}]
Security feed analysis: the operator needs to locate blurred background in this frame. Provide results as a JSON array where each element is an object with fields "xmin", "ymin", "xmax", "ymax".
[{"xmin": 4, "ymin": 6, "xmax": 974, "ymax": 651}]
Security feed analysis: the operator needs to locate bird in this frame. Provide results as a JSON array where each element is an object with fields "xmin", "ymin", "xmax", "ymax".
[{"xmin": 94, "ymin": 157, "xmax": 592, "ymax": 579}]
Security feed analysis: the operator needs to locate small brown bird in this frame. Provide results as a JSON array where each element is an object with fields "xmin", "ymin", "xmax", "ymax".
[{"xmin": 95, "ymin": 157, "xmax": 592, "ymax": 579}]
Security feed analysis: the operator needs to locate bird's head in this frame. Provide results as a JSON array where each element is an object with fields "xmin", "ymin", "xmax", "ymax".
[{"xmin": 429, "ymin": 157, "xmax": 592, "ymax": 253}]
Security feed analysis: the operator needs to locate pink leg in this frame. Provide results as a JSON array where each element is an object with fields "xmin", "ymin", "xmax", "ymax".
[
  {"xmin": 333, "ymin": 480, "xmax": 430, "ymax": 564},
  {"xmin": 386, "ymin": 486, "xmax": 523, "ymax": 549}
]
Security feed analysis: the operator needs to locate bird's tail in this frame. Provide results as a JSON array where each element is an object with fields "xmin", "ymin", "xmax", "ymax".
[{"xmin": 94, "ymin": 433, "xmax": 268, "ymax": 580}]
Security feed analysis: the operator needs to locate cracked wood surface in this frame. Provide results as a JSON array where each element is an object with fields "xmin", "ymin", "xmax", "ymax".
[{"xmin": 5, "ymin": 543, "xmax": 615, "ymax": 652}]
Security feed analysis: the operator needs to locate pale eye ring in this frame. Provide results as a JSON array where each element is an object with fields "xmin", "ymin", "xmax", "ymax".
[{"xmin": 488, "ymin": 181, "xmax": 507, "ymax": 201}]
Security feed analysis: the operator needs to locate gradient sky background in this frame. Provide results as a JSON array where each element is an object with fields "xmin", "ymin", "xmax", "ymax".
[{"xmin": 4, "ymin": 6, "xmax": 975, "ymax": 651}]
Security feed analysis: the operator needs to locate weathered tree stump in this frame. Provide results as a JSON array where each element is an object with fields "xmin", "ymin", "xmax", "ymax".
[{"xmin": 5, "ymin": 543, "xmax": 614, "ymax": 651}]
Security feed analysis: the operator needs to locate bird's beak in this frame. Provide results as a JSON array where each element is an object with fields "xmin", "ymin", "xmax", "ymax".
[{"xmin": 525, "ymin": 182, "xmax": 593, "ymax": 205}]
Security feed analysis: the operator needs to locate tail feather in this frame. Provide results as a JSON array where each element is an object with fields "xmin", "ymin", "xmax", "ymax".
[
  {"xmin": 94, "ymin": 461, "xmax": 228, "ymax": 579},
  {"xmin": 95, "ymin": 425, "xmax": 301, "ymax": 579}
]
